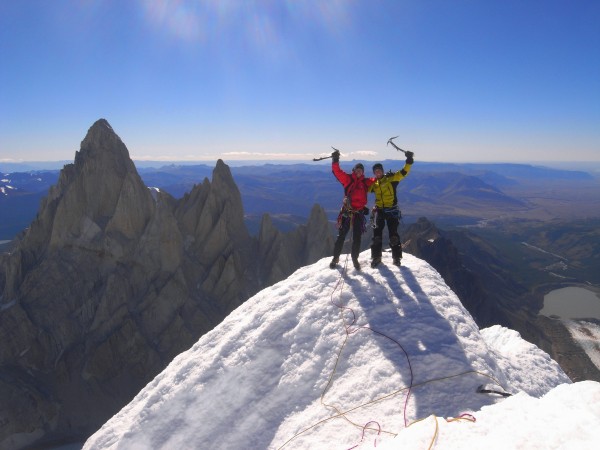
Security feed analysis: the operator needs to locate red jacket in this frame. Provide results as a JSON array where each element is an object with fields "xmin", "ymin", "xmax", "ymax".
[{"xmin": 332, "ymin": 162, "xmax": 374, "ymax": 210}]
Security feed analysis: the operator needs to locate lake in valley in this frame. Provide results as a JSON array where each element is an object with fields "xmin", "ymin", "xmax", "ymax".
[{"xmin": 541, "ymin": 286, "xmax": 600, "ymax": 320}]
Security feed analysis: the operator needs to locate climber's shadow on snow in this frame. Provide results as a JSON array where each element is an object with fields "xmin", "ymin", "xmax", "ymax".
[{"xmin": 345, "ymin": 263, "xmax": 483, "ymax": 423}]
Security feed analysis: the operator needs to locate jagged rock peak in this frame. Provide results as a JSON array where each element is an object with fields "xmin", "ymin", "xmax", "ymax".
[
  {"xmin": 213, "ymin": 159, "xmax": 236, "ymax": 185},
  {"xmin": 215, "ymin": 158, "xmax": 227, "ymax": 170},
  {"xmin": 43, "ymin": 119, "xmax": 153, "ymax": 245},
  {"xmin": 75, "ymin": 119, "xmax": 135, "ymax": 174},
  {"xmin": 92, "ymin": 118, "xmax": 113, "ymax": 131},
  {"xmin": 81, "ymin": 118, "xmax": 115, "ymax": 144}
]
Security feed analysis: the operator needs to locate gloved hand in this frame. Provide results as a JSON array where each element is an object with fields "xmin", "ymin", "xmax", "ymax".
[
  {"xmin": 331, "ymin": 149, "xmax": 340, "ymax": 163},
  {"xmin": 405, "ymin": 151, "xmax": 414, "ymax": 165}
]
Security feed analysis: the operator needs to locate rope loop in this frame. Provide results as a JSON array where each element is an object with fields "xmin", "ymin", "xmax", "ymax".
[
  {"xmin": 277, "ymin": 228, "xmax": 510, "ymax": 450},
  {"xmin": 360, "ymin": 420, "xmax": 381, "ymax": 447}
]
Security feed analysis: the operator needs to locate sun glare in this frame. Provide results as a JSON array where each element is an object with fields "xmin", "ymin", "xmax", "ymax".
[{"xmin": 137, "ymin": 0, "xmax": 351, "ymax": 51}]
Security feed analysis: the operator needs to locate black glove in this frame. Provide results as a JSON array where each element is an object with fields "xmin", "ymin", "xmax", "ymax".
[
  {"xmin": 331, "ymin": 150, "xmax": 340, "ymax": 163},
  {"xmin": 405, "ymin": 151, "xmax": 414, "ymax": 165}
]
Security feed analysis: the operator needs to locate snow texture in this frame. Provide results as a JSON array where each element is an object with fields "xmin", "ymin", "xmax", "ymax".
[{"xmin": 83, "ymin": 251, "xmax": 597, "ymax": 450}]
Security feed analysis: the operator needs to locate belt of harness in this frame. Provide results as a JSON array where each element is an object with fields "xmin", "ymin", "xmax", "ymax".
[
  {"xmin": 371, "ymin": 205, "xmax": 401, "ymax": 228},
  {"xmin": 337, "ymin": 197, "xmax": 367, "ymax": 233}
]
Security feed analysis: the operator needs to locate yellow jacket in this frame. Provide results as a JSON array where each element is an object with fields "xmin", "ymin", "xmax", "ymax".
[{"xmin": 368, "ymin": 163, "xmax": 412, "ymax": 208}]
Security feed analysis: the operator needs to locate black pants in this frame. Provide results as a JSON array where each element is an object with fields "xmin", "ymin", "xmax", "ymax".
[
  {"xmin": 371, "ymin": 209, "xmax": 401, "ymax": 260},
  {"xmin": 333, "ymin": 213, "xmax": 364, "ymax": 262}
]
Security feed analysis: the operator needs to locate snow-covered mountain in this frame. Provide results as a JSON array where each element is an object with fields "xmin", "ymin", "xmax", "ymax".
[{"xmin": 83, "ymin": 251, "xmax": 599, "ymax": 450}]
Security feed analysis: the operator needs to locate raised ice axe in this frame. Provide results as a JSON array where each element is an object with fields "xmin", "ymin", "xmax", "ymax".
[
  {"xmin": 387, "ymin": 136, "xmax": 408, "ymax": 154},
  {"xmin": 312, "ymin": 146, "xmax": 342, "ymax": 161}
]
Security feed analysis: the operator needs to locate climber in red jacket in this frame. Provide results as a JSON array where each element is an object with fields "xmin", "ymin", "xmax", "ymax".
[{"xmin": 329, "ymin": 149, "xmax": 375, "ymax": 270}]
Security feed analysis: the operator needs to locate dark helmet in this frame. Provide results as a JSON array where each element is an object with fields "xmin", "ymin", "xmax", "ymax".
[
  {"xmin": 372, "ymin": 163, "xmax": 384, "ymax": 173},
  {"xmin": 353, "ymin": 163, "xmax": 364, "ymax": 172}
]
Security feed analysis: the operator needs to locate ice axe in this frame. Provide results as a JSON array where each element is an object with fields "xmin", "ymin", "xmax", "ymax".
[
  {"xmin": 387, "ymin": 136, "xmax": 408, "ymax": 154},
  {"xmin": 312, "ymin": 146, "xmax": 341, "ymax": 161},
  {"xmin": 476, "ymin": 384, "xmax": 512, "ymax": 397}
]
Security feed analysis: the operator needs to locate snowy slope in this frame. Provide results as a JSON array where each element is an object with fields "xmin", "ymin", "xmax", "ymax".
[
  {"xmin": 564, "ymin": 319, "xmax": 600, "ymax": 371},
  {"xmin": 83, "ymin": 251, "xmax": 598, "ymax": 450}
]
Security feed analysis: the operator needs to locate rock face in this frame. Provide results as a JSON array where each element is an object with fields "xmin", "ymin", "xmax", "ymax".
[
  {"xmin": 402, "ymin": 217, "xmax": 537, "ymax": 329},
  {"xmin": 0, "ymin": 119, "xmax": 333, "ymax": 449},
  {"xmin": 258, "ymin": 204, "xmax": 333, "ymax": 286},
  {"xmin": 534, "ymin": 315, "xmax": 600, "ymax": 383}
]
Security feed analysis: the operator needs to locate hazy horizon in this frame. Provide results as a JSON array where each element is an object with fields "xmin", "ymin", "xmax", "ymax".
[{"xmin": 2, "ymin": 158, "xmax": 600, "ymax": 174}]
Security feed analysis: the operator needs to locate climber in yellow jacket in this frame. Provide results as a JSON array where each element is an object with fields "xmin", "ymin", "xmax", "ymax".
[{"xmin": 368, "ymin": 151, "xmax": 414, "ymax": 267}]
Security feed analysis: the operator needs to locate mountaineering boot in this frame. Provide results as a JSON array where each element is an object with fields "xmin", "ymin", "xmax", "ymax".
[
  {"xmin": 393, "ymin": 257, "xmax": 401, "ymax": 266},
  {"xmin": 370, "ymin": 257, "xmax": 381, "ymax": 268},
  {"xmin": 353, "ymin": 258, "xmax": 361, "ymax": 271},
  {"xmin": 329, "ymin": 257, "xmax": 339, "ymax": 269}
]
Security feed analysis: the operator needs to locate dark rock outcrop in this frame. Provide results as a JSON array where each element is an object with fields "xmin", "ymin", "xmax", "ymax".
[
  {"xmin": 534, "ymin": 315, "xmax": 600, "ymax": 383},
  {"xmin": 402, "ymin": 217, "xmax": 537, "ymax": 329},
  {"xmin": 258, "ymin": 204, "xmax": 333, "ymax": 286},
  {"xmin": 0, "ymin": 119, "xmax": 333, "ymax": 449}
]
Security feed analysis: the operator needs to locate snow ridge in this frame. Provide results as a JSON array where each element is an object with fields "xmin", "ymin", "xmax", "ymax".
[{"xmin": 84, "ymin": 251, "xmax": 592, "ymax": 450}]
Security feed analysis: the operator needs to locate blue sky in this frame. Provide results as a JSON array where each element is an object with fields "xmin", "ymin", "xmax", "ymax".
[{"xmin": 1, "ymin": 0, "xmax": 599, "ymax": 163}]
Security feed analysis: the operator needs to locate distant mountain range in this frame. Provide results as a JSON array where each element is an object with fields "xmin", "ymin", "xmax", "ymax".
[{"xmin": 2, "ymin": 160, "xmax": 598, "ymax": 240}]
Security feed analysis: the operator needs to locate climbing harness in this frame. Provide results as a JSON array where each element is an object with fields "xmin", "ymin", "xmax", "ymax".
[
  {"xmin": 336, "ymin": 197, "xmax": 354, "ymax": 226},
  {"xmin": 374, "ymin": 205, "xmax": 401, "ymax": 221},
  {"xmin": 337, "ymin": 205, "xmax": 367, "ymax": 234}
]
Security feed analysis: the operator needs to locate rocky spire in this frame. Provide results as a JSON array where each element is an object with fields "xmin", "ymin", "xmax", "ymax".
[
  {"xmin": 175, "ymin": 159, "xmax": 259, "ymax": 313},
  {"xmin": 0, "ymin": 120, "xmax": 334, "ymax": 449},
  {"xmin": 76, "ymin": 119, "xmax": 133, "ymax": 169},
  {"xmin": 3, "ymin": 119, "xmax": 155, "ymax": 299},
  {"xmin": 54, "ymin": 118, "xmax": 154, "ymax": 245},
  {"xmin": 0, "ymin": 120, "xmax": 178, "ymax": 447}
]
